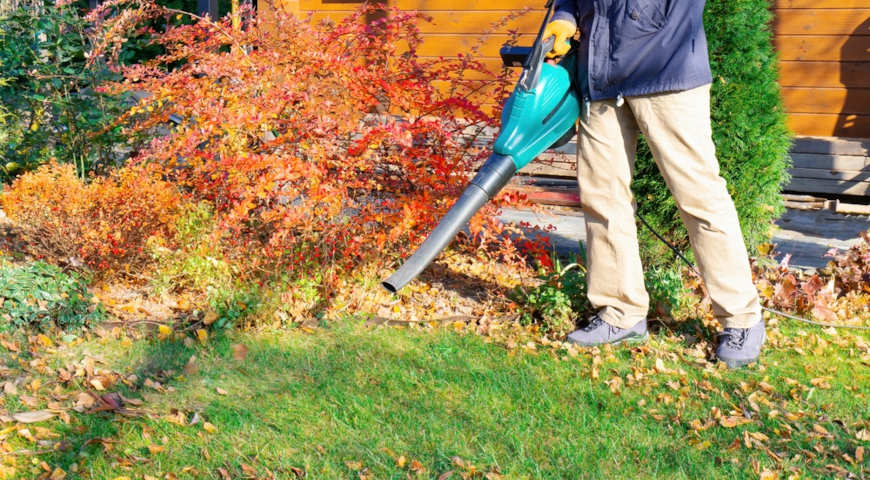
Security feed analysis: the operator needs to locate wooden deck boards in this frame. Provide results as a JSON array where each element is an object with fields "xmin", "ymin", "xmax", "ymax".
[{"xmin": 517, "ymin": 136, "xmax": 870, "ymax": 198}]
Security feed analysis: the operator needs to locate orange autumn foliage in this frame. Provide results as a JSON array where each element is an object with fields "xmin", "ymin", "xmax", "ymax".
[
  {"xmin": 85, "ymin": 1, "xmax": 546, "ymax": 283},
  {"xmin": 1, "ymin": 162, "xmax": 182, "ymax": 276}
]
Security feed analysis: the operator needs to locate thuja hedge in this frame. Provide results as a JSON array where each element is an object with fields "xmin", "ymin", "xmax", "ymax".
[{"xmin": 632, "ymin": 0, "xmax": 792, "ymax": 267}]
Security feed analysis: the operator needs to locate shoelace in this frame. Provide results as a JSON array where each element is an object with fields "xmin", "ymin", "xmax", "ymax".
[
  {"xmin": 716, "ymin": 328, "xmax": 748, "ymax": 349},
  {"xmin": 581, "ymin": 316, "xmax": 605, "ymax": 332}
]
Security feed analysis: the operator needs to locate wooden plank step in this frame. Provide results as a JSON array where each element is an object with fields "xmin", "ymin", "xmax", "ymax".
[
  {"xmin": 791, "ymin": 153, "xmax": 870, "ymax": 170},
  {"xmin": 789, "ymin": 167, "xmax": 870, "ymax": 182},
  {"xmin": 792, "ymin": 136, "xmax": 870, "ymax": 156},
  {"xmin": 785, "ymin": 178, "xmax": 870, "ymax": 196}
]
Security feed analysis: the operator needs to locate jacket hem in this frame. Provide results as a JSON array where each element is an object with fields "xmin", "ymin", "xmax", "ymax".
[{"xmin": 590, "ymin": 74, "xmax": 713, "ymax": 101}]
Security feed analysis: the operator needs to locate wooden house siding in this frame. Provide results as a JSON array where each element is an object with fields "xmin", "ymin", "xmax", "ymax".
[
  {"xmin": 257, "ymin": 0, "xmax": 870, "ymax": 196},
  {"xmin": 773, "ymin": 0, "xmax": 870, "ymax": 139},
  {"xmin": 296, "ymin": 0, "xmax": 544, "ymax": 110},
  {"xmin": 279, "ymin": 0, "xmax": 870, "ymax": 139}
]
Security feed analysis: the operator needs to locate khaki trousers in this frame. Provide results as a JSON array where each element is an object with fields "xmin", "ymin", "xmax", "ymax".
[{"xmin": 576, "ymin": 84, "xmax": 761, "ymax": 329}]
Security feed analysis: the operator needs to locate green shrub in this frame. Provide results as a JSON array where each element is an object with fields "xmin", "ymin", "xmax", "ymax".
[
  {"xmin": 644, "ymin": 267, "xmax": 693, "ymax": 318},
  {"xmin": 633, "ymin": 0, "xmax": 792, "ymax": 267},
  {"xmin": 0, "ymin": 1, "xmax": 130, "ymax": 178},
  {"xmin": 206, "ymin": 284, "xmax": 262, "ymax": 330},
  {"xmin": 150, "ymin": 203, "xmax": 233, "ymax": 295},
  {"xmin": 0, "ymin": 262, "xmax": 104, "ymax": 332},
  {"xmin": 517, "ymin": 248, "xmax": 590, "ymax": 335}
]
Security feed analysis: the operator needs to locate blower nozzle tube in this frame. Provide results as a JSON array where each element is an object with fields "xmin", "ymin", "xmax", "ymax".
[{"xmin": 381, "ymin": 154, "xmax": 517, "ymax": 293}]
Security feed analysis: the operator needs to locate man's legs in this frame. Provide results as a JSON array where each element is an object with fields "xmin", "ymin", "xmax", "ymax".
[
  {"xmin": 568, "ymin": 84, "xmax": 763, "ymax": 363},
  {"xmin": 625, "ymin": 84, "xmax": 761, "ymax": 329},
  {"xmin": 574, "ymin": 98, "xmax": 649, "ymax": 329}
]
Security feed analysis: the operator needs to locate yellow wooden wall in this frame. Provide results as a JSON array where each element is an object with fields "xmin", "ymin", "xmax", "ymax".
[
  {"xmin": 260, "ymin": 0, "xmax": 870, "ymax": 140},
  {"xmin": 773, "ymin": 0, "xmax": 870, "ymax": 139},
  {"xmin": 296, "ymin": 0, "xmax": 544, "ymax": 90}
]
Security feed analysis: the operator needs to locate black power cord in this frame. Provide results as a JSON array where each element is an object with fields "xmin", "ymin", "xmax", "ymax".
[{"xmin": 635, "ymin": 212, "xmax": 870, "ymax": 331}]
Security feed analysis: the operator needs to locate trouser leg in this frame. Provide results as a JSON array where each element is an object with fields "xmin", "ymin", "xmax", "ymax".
[
  {"xmin": 576, "ymin": 99, "xmax": 649, "ymax": 329},
  {"xmin": 626, "ymin": 84, "xmax": 761, "ymax": 328}
]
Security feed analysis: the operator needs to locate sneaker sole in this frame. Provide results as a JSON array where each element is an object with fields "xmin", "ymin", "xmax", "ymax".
[
  {"xmin": 721, "ymin": 356, "xmax": 758, "ymax": 369},
  {"xmin": 567, "ymin": 331, "xmax": 649, "ymax": 348}
]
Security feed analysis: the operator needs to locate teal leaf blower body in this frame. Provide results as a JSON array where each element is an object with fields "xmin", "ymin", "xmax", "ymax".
[{"xmin": 381, "ymin": 1, "xmax": 580, "ymax": 293}]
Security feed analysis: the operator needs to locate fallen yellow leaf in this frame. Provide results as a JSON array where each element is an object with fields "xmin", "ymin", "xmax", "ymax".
[
  {"xmin": 232, "ymin": 344, "xmax": 249, "ymax": 361},
  {"xmin": 158, "ymin": 325, "xmax": 172, "ymax": 336},
  {"xmin": 812, "ymin": 424, "xmax": 830, "ymax": 435},
  {"xmin": 37, "ymin": 334, "xmax": 52, "ymax": 348},
  {"xmin": 203, "ymin": 311, "xmax": 219, "ymax": 326},
  {"xmin": 720, "ymin": 416, "xmax": 739, "ymax": 428},
  {"xmin": 0, "ymin": 465, "xmax": 15, "ymax": 480},
  {"xmin": 17, "ymin": 428, "xmax": 35, "ymax": 442},
  {"xmin": 759, "ymin": 469, "xmax": 777, "ymax": 480},
  {"xmin": 12, "ymin": 410, "xmax": 55, "ymax": 423},
  {"xmin": 719, "ymin": 416, "xmax": 752, "ymax": 428},
  {"xmin": 203, "ymin": 422, "xmax": 216, "ymax": 433},
  {"xmin": 608, "ymin": 377, "xmax": 623, "ymax": 396},
  {"xmin": 810, "ymin": 377, "xmax": 832, "ymax": 389}
]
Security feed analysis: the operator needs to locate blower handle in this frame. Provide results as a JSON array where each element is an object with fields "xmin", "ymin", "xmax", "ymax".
[{"xmin": 517, "ymin": 0, "xmax": 557, "ymax": 91}]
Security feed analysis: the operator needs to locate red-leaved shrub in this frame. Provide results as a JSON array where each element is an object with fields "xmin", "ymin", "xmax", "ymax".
[
  {"xmin": 1, "ymin": 162, "xmax": 182, "ymax": 276},
  {"xmin": 87, "ymin": 1, "xmax": 540, "ymax": 284}
]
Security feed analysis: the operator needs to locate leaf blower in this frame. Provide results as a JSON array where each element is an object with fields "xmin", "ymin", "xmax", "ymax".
[{"xmin": 381, "ymin": 0, "xmax": 580, "ymax": 293}]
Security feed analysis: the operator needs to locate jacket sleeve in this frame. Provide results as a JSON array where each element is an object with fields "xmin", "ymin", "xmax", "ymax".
[{"xmin": 550, "ymin": 0, "xmax": 578, "ymax": 27}]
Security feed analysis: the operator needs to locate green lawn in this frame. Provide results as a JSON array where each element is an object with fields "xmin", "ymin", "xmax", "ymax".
[{"xmin": 4, "ymin": 319, "xmax": 870, "ymax": 479}]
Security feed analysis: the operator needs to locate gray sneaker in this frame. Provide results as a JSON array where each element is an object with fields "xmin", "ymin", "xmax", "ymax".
[
  {"xmin": 565, "ymin": 315, "xmax": 649, "ymax": 347},
  {"xmin": 715, "ymin": 319, "xmax": 766, "ymax": 369}
]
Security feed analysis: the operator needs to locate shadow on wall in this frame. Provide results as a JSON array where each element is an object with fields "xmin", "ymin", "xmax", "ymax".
[{"xmin": 836, "ymin": 16, "xmax": 870, "ymax": 139}]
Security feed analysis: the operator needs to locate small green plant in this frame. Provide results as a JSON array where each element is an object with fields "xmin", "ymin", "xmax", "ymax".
[
  {"xmin": 644, "ymin": 266, "xmax": 692, "ymax": 318},
  {"xmin": 519, "ymin": 243, "xmax": 695, "ymax": 330},
  {"xmin": 0, "ymin": 261, "xmax": 104, "ymax": 332},
  {"xmin": 150, "ymin": 203, "xmax": 233, "ymax": 295},
  {"xmin": 206, "ymin": 284, "xmax": 261, "ymax": 330},
  {"xmin": 517, "ymin": 243, "xmax": 590, "ymax": 336}
]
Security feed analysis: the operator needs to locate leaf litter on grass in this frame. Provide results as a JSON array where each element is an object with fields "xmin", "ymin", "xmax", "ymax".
[
  {"xmin": 2, "ymin": 241, "xmax": 870, "ymax": 478},
  {"xmin": 0, "ymin": 319, "xmax": 867, "ymax": 478}
]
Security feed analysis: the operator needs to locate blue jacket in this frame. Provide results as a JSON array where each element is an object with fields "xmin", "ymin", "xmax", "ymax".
[{"xmin": 551, "ymin": 0, "xmax": 713, "ymax": 101}]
